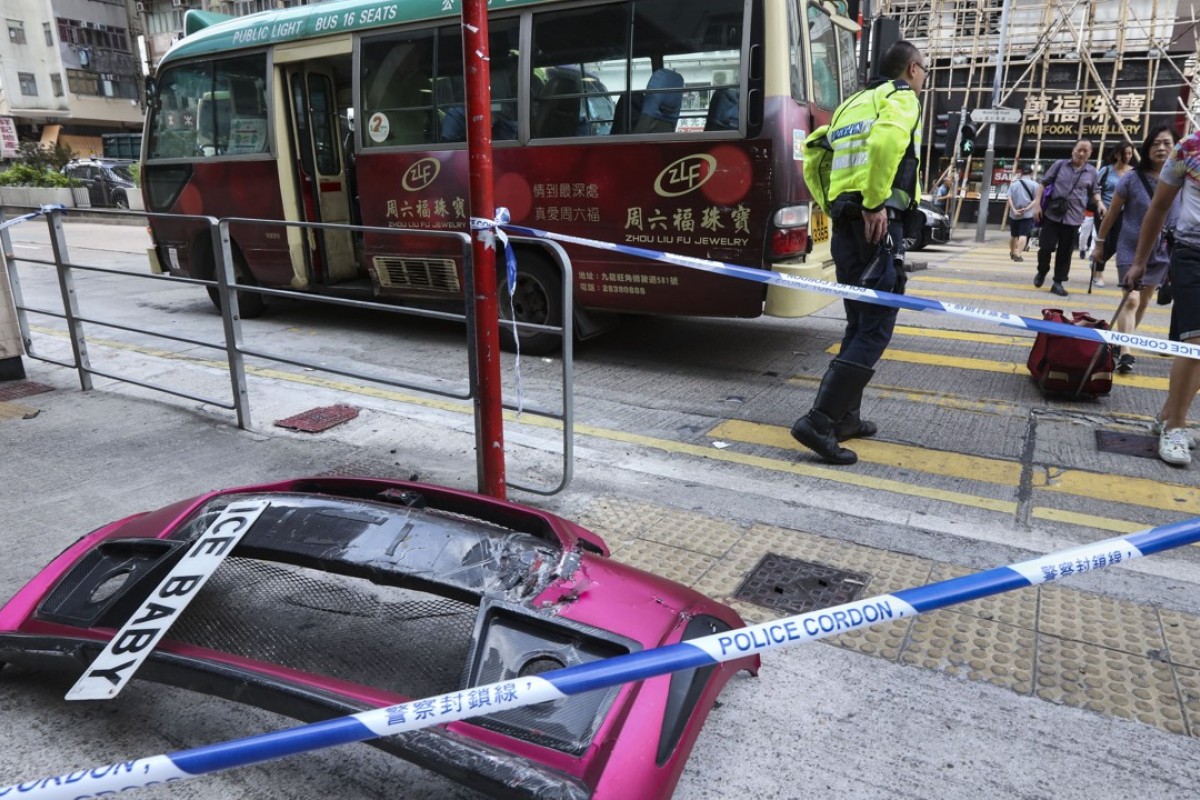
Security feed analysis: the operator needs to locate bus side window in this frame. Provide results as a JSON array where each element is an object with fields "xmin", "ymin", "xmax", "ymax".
[{"xmin": 362, "ymin": 35, "xmax": 434, "ymax": 146}]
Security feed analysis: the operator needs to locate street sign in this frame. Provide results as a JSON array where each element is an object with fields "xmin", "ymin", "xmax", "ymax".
[{"xmin": 970, "ymin": 107, "xmax": 1022, "ymax": 124}]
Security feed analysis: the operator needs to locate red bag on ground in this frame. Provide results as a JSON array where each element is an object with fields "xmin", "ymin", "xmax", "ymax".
[{"xmin": 1027, "ymin": 308, "xmax": 1115, "ymax": 397}]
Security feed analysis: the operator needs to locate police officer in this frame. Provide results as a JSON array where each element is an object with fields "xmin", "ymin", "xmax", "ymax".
[{"xmin": 792, "ymin": 41, "xmax": 926, "ymax": 465}]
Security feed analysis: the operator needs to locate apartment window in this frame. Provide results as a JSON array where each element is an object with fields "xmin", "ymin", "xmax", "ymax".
[
  {"xmin": 44, "ymin": 21, "xmax": 53, "ymax": 45},
  {"xmin": 51, "ymin": 74, "xmax": 63, "ymax": 96},
  {"xmin": 18, "ymin": 72, "xmax": 38, "ymax": 96},
  {"xmin": 67, "ymin": 68, "xmax": 99, "ymax": 95},
  {"xmin": 8, "ymin": 20, "xmax": 26, "ymax": 44}
]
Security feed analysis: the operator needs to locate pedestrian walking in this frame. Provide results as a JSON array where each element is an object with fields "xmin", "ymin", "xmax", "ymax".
[
  {"xmin": 1006, "ymin": 166, "xmax": 1037, "ymax": 262},
  {"xmin": 1089, "ymin": 141, "xmax": 1135, "ymax": 287},
  {"xmin": 1031, "ymin": 139, "xmax": 1104, "ymax": 297},
  {"xmin": 1127, "ymin": 130, "xmax": 1200, "ymax": 467},
  {"xmin": 1091, "ymin": 126, "xmax": 1179, "ymax": 374},
  {"xmin": 793, "ymin": 40, "xmax": 926, "ymax": 465},
  {"xmin": 933, "ymin": 174, "xmax": 953, "ymax": 214}
]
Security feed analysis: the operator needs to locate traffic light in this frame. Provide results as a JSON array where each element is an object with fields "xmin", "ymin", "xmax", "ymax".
[
  {"xmin": 959, "ymin": 123, "xmax": 977, "ymax": 157},
  {"xmin": 933, "ymin": 113, "xmax": 951, "ymax": 152}
]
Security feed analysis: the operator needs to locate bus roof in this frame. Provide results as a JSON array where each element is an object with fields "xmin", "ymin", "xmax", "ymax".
[{"xmin": 164, "ymin": 0, "xmax": 551, "ymax": 64}]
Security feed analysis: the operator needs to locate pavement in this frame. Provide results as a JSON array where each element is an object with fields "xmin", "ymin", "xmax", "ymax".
[{"xmin": 3, "ymin": 224, "xmax": 1200, "ymax": 798}]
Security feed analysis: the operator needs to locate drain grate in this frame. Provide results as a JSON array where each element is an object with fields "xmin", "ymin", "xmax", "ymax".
[
  {"xmin": 0, "ymin": 381, "xmax": 53, "ymax": 402},
  {"xmin": 275, "ymin": 404, "xmax": 360, "ymax": 433},
  {"xmin": 733, "ymin": 553, "xmax": 869, "ymax": 615},
  {"xmin": 1095, "ymin": 429, "xmax": 1159, "ymax": 460}
]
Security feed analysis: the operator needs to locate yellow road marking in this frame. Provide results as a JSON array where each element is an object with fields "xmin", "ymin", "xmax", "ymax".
[
  {"xmin": 0, "ymin": 401, "xmax": 37, "ymax": 421},
  {"xmin": 1030, "ymin": 507, "xmax": 1147, "ymax": 535},
  {"xmin": 893, "ymin": 325, "xmax": 1029, "ymax": 346},
  {"xmin": 1031, "ymin": 468, "xmax": 1200, "ymax": 514},
  {"xmin": 788, "ymin": 374, "xmax": 1023, "ymax": 416},
  {"xmin": 826, "ymin": 344, "xmax": 1170, "ymax": 391},
  {"xmin": 711, "ymin": 419, "xmax": 1023, "ymax": 485},
  {"xmin": 712, "ymin": 418, "xmax": 1200, "ymax": 515}
]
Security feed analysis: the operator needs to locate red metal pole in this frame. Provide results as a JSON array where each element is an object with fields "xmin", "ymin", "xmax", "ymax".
[{"xmin": 461, "ymin": 0, "xmax": 506, "ymax": 498}]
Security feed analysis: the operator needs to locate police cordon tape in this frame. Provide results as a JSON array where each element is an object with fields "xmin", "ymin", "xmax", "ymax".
[
  {"xmin": 499, "ymin": 220, "xmax": 1200, "ymax": 363},
  {"xmin": 0, "ymin": 205, "xmax": 64, "ymax": 233},
  {"xmin": 6, "ymin": 516, "xmax": 1200, "ymax": 798}
]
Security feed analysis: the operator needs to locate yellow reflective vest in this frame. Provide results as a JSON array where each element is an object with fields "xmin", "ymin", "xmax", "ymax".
[{"xmin": 820, "ymin": 79, "xmax": 923, "ymax": 213}]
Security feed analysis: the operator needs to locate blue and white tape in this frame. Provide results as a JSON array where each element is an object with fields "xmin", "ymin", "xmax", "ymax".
[
  {"xmin": 7, "ymin": 516, "xmax": 1200, "ymax": 798},
  {"xmin": 500, "ymin": 219, "xmax": 1200, "ymax": 362},
  {"xmin": 470, "ymin": 209, "xmax": 524, "ymax": 411},
  {"xmin": 0, "ymin": 205, "xmax": 64, "ymax": 233}
]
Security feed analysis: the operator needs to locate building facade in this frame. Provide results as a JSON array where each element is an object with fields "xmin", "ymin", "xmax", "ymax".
[{"xmin": 877, "ymin": 0, "xmax": 1197, "ymax": 218}]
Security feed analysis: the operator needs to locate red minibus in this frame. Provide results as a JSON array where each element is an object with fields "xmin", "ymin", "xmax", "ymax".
[{"xmin": 143, "ymin": 0, "xmax": 862, "ymax": 351}]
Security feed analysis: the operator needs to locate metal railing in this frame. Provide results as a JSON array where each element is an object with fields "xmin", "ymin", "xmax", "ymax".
[{"xmin": 2, "ymin": 206, "xmax": 575, "ymax": 495}]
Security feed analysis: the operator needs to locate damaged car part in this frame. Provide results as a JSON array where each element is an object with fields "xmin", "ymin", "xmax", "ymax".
[{"xmin": 0, "ymin": 477, "xmax": 758, "ymax": 799}]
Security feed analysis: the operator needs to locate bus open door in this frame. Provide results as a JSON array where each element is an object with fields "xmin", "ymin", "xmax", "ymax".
[{"xmin": 280, "ymin": 56, "xmax": 357, "ymax": 287}]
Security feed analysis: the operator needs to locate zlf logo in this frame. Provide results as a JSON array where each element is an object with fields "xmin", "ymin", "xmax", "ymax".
[
  {"xmin": 654, "ymin": 154, "xmax": 717, "ymax": 198},
  {"xmin": 402, "ymin": 158, "xmax": 441, "ymax": 191}
]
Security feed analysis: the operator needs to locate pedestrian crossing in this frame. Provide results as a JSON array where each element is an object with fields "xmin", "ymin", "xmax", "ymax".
[{"xmin": 710, "ymin": 246, "xmax": 1197, "ymax": 538}]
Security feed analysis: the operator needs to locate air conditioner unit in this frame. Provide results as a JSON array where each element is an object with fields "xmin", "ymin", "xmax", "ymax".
[
  {"xmin": 135, "ymin": 1, "xmax": 146, "ymax": 12},
  {"xmin": 171, "ymin": 0, "xmax": 184, "ymax": 7}
]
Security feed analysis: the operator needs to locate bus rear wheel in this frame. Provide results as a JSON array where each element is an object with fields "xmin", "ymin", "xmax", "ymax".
[
  {"xmin": 498, "ymin": 257, "xmax": 563, "ymax": 355},
  {"xmin": 206, "ymin": 252, "xmax": 267, "ymax": 319}
]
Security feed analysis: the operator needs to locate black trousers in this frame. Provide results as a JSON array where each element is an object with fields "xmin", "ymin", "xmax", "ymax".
[{"xmin": 1037, "ymin": 217, "xmax": 1079, "ymax": 284}]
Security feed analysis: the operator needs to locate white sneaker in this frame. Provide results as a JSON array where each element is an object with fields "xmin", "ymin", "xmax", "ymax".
[
  {"xmin": 1152, "ymin": 414, "xmax": 1197, "ymax": 448},
  {"xmin": 1091, "ymin": 277, "xmax": 1105, "ymax": 288},
  {"xmin": 1160, "ymin": 428, "xmax": 1193, "ymax": 466}
]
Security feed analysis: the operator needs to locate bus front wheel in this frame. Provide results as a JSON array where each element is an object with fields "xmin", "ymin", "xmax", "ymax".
[
  {"xmin": 498, "ymin": 256, "xmax": 563, "ymax": 355},
  {"xmin": 206, "ymin": 252, "xmax": 268, "ymax": 319}
]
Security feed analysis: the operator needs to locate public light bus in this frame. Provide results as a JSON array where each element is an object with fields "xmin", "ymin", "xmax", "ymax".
[{"xmin": 141, "ymin": 0, "xmax": 862, "ymax": 352}]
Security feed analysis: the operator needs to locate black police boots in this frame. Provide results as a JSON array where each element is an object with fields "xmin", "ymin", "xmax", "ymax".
[{"xmin": 791, "ymin": 359, "xmax": 876, "ymax": 465}]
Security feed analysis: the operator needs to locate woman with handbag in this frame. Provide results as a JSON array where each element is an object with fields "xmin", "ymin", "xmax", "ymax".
[
  {"xmin": 1091, "ymin": 126, "xmax": 1180, "ymax": 374},
  {"xmin": 1032, "ymin": 139, "xmax": 1104, "ymax": 296}
]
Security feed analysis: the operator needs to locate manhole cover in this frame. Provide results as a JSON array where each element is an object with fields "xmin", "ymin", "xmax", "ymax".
[
  {"xmin": 1095, "ymin": 429, "xmax": 1159, "ymax": 460},
  {"xmin": 733, "ymin": 553, "xmax": 869, "ymax": 615},
  {"xmin": 0, "ymin": 381, "xmax": 53, "ymax": 402},
  {"xmin": 275, "ymin": 404, "xmax": 360, "ymax": 433}
]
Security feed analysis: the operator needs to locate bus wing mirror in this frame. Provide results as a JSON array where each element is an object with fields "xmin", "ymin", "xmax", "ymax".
[{"xmin": 145, "ymin": 76, "xmax": 157, "ymax": 100}]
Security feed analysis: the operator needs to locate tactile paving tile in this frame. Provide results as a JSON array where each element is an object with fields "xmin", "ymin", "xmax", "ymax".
[
  {"xmin": 1173, "ymin": 664, "xmax": 1200, "ymax": 738},
  {"xmin": 830, "ymin": 618, "xmax": 912, "ymax": 660},
  {"xmin": 1035, "ymin": 635, "xmax": 1186, "ymax": 734},
  {"xmin": 573, "ymin": 498, "xmax": 666, "ymax": 539},
  {"xmin": 927, "ymin": 562, "xmax": 1038, "ymax": 630},
  {"xmin": 1038, "ymin": 584, "xmax": 1167, "ymax": 658},
  {"xmin": 609, "ymin": 538, "xmax": 717, "ymax": 588},
  {"xmin": 638, "ymin": 507, "xmax": 745, "ymax": 558},
  {"xmin": 1158, "ymin": 608, "xmax": 1200, "ymax": 671},
  {"xmin": 899, "ymin": 608, "xmax": 1036, "ymax": 694},
  {"xmin": 274, "ymin": 404, "xmax": 360, "ymax": 433}
]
